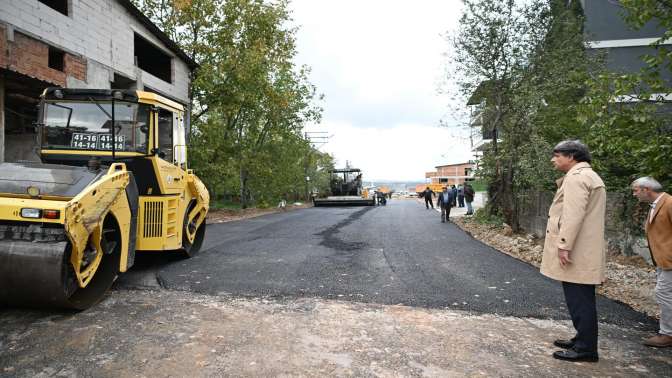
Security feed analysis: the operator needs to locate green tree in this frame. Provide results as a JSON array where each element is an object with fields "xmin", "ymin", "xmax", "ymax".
[
  {"xmin": 619, "ymin": 0, "xmax": 672, "ymax": 105},
  {"xmin": 194, "ymin": 0, "xmax": 322, "ymax": 208},
  {"xmin": 451, "ymin": 0, "xmax": 552, "ymax": 228},
  {"xmin": 451, "ymin": 0, "xmax": 600, "ymax": 230},
  {"xmin": 578, "ymin": 0, "xmax": 672, "ymax": 190},
  {"xmin": 132, "ymin": 0, "xmax": 324, "ymax": 208},
  {"xmin": 132, "ymin": 0, "xmax": 217, "ymax": 120}
]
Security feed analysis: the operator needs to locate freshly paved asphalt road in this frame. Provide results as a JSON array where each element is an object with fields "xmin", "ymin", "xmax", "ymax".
[
  {"xmin": 118, "ymin": 199, "xmax": 656, "ymax": 330},
  {"xmin": 3, "ymin": 199, "xmax": 668, "ymax": 377}
]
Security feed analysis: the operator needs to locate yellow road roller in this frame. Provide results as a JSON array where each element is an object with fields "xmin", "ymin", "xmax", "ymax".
[{"xmin": 0, "ymin": 88, "xmax": 209, "ymax": 309}]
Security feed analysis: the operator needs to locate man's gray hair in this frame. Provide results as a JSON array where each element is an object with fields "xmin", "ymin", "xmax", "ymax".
[{"xmin": 632, "ymin": 176, "xmax": 663, "ymax": 192}]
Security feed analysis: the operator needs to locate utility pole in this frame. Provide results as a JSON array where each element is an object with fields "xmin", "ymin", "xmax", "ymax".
[{"xmin": 304, "ymin": 131, "xmax": 329, "ymax": 201}]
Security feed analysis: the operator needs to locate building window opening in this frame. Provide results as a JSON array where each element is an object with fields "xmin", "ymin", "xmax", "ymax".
[
  {"xmin": 112, "ymin": 73, "xmax": 137, "ymax": 90},
  {"xmin": 39, "ymin": 0, "xmax": 68, "ymax": 16},
  {"xmin": 134, "ymin": 34, "xmax": 173, "ymax": 83},
  {"xmin": 48, "ymin": 47, "xmax": 65, "ymax": 72}
]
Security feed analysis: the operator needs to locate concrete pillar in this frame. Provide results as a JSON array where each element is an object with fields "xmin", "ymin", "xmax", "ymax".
[{"xmin": 0, "ymin": 74, "xmax": 5, "ymax": 163}]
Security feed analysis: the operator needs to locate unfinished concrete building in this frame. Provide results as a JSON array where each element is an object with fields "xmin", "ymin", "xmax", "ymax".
[{"xmin": 0, "ymin": 0, "xmax": 196, "ymax": 162}]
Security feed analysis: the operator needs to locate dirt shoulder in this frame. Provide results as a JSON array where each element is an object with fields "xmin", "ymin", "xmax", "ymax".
[
  {"xmin": 1, "ymin": 290, "xmax": 670, "ymax": 377},
  {"xmin": 207, "ymin": 202, "xmax": 312, "ymax": 224},
  {"xmin": 452, "ymin": 217, "xmax": 659, "ymax": 319}
]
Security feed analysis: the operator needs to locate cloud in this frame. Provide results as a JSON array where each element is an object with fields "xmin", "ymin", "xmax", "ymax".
[
  {"xmin": 291, "ymin": 0, "xmax": 468, "ymax": 180},
  {"xmin": 308, "ymin": 122, "xmax": 473, "ymax": 182}
]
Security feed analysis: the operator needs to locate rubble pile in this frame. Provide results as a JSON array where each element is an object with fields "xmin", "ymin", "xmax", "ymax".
[{"xmin": 454, "ymin": 218, "xmax": 659, "ymax": 319}]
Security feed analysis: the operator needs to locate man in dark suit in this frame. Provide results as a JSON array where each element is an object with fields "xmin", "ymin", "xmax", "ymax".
[
  {"xmin": 422, "ymin": 187, "xmax": 435, "ymax": 209},
  {"xmin": 632, "ymin": 176, "xmax": 672, "ymax": 348},
  {"xmin": 437, "ymin": 186, "xmax": 455, "ymax": 223}
]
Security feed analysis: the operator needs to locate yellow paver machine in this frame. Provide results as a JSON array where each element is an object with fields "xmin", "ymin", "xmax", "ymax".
[{"xmin": 0, "ymin": 88, "xmax": 209, "ymax": 309}]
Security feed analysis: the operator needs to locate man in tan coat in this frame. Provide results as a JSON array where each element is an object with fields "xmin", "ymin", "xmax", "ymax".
[
  {"xmin": 540, "ymin": 140, "xmax": 606, "ymax": 363},
  {"xmin": 632, "ymin": 176, "xmax": 672, "ymax": 348}
]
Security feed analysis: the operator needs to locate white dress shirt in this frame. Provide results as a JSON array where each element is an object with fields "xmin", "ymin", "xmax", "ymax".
[{"xmin": 650, "ymin": 193, "xmax": 664, "ymax": 223}]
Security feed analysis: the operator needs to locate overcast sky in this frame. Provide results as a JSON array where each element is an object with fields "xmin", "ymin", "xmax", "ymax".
[{"xmin": 290, "ymin": 0, "xmax": 472, "ymax": 182}]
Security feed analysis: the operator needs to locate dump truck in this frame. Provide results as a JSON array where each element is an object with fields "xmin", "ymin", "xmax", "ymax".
[
  {"xmin": 0, "ymin": 88, "xmax": 209, "ymax": 309},
  {"xmin": 415, "ymin": 183, "xmax": 445, "ymax": 196},
  {"xmin": 313, "ymin": 168, "xmax": 375, "ymax": 206}
]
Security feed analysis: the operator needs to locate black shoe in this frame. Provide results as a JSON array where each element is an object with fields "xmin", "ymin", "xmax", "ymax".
[
  {"xmin": 552, "ymin": 349, "xmax": 598, "ymax": 363},
  {"xmin": 553, "ymin": 339, "xmax": 575, "ymax": 349}
]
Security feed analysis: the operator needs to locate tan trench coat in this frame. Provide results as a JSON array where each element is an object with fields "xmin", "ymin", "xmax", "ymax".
[{"xmin": 540, "ymin": 162, "xmax": 607, "ymax": 285}]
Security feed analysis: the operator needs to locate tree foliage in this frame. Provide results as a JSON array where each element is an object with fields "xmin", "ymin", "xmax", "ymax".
[
  {"xmin": 450, "ymin": 0, "xmax": 671, "ymax": 234},
  {"xmin": 579, "ymin": 0, "xmax": 672, "ymax": 190},
  {"xmin": 452, "ymin": 0, "xmax": 585, "ymax": 228},
  {"xmin": 132, "ymin": 0, "xmax": 333, "ymax": 207}
]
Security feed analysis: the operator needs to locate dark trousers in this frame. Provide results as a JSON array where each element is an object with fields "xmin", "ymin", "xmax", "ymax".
[
  {"xmin": 562, "ymin": 281, "xmax": 598, "ymax": 352},
  {"xmin": 425, "ymin": 197, "xmax": 433, "ymax": 209},
  {"xmin": 440, "ymin": 205, "xmax": 451, "ymax": 221},
  {"xmin": 458, "ymin": 195, "xmax": 465, "ymax": 207}
]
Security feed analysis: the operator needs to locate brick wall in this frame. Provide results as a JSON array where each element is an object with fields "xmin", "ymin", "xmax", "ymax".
[
  {"xmin": 436, "ymin": 163, "xmax": 474, "ymax": 177},
  {"xmin": 0, "ymin": 25, "xmax": 7, "ymax": 68},
  {"xmin": 8, "ymin": 32, "xmax": 66, "ymax": 86},
  {"xmin": 64, "ymin": 54, "xmax": 86, "ymax": 82},
  {"xmin": 0, "ymin": 0, "xmax": 191, "ymax": 103},
  {"xmin": 0, "ymin": 31, "xmax": 88, "ymax": 87}
]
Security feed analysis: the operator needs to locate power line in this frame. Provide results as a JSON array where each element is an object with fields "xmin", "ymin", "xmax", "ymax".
[{"xmin": 305, "ymin": 131, "xmax": 331, "ymax": 148}]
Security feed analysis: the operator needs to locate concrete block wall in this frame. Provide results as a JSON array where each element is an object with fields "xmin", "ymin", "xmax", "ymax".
[
  {"xmin": 0, "ymin": 0, "xmax": 190, "ymax": 103},
  {"xmin": 517, "ymin": 190, "xmax": 652, "ymax": 263}
]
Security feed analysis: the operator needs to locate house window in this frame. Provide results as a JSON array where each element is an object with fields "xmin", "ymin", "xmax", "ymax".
[
  {"xmin": 38, "ymin": 0, "xmax": 68, "ymax": 16},
  {"xmin": 134, "ymin": 33, "xmax": 173, "ymax": 83},
  {"xmin": 48, "ymin": 47, "xmax": 65, "ymax": 71}
]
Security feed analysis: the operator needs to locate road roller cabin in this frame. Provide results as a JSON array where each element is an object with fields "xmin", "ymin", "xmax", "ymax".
[{"xmin": 0, "ymin": 88, "xmax": 209, "ymax": 310}]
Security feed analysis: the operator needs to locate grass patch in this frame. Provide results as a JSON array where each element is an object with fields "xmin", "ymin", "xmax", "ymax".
[
  {"xmin": 471, "ymin": 207, "xmax": 504, "ymax": 226},
  {"xmin": 469, "ymin": 179, "xmax": 488, "ymax": 192},
  {"xmin": 210, "ymin": 199, "xmax": 242, "ymax": 210}
]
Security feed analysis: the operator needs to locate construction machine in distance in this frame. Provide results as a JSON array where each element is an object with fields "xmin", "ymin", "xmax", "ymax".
[
  {"xmin": 0, "ymin": 88, "xmax": 209, "ymax": 310},
  {"xmin": 415, "ymin": 183, "xmax": 445, "ymax": 196},
  {"xmin": 313, "ymin": 168, "xmax": 375, "ymax": 207}
]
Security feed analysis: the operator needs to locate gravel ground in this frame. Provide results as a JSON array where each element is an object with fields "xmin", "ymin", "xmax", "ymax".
[
  {"xmin": 1, "ymin": 290, "xmax": 670, "ymax": 377},
  {"xmin": 453, "ymin": 217, "xmax": 660, "ymax": 319}
]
